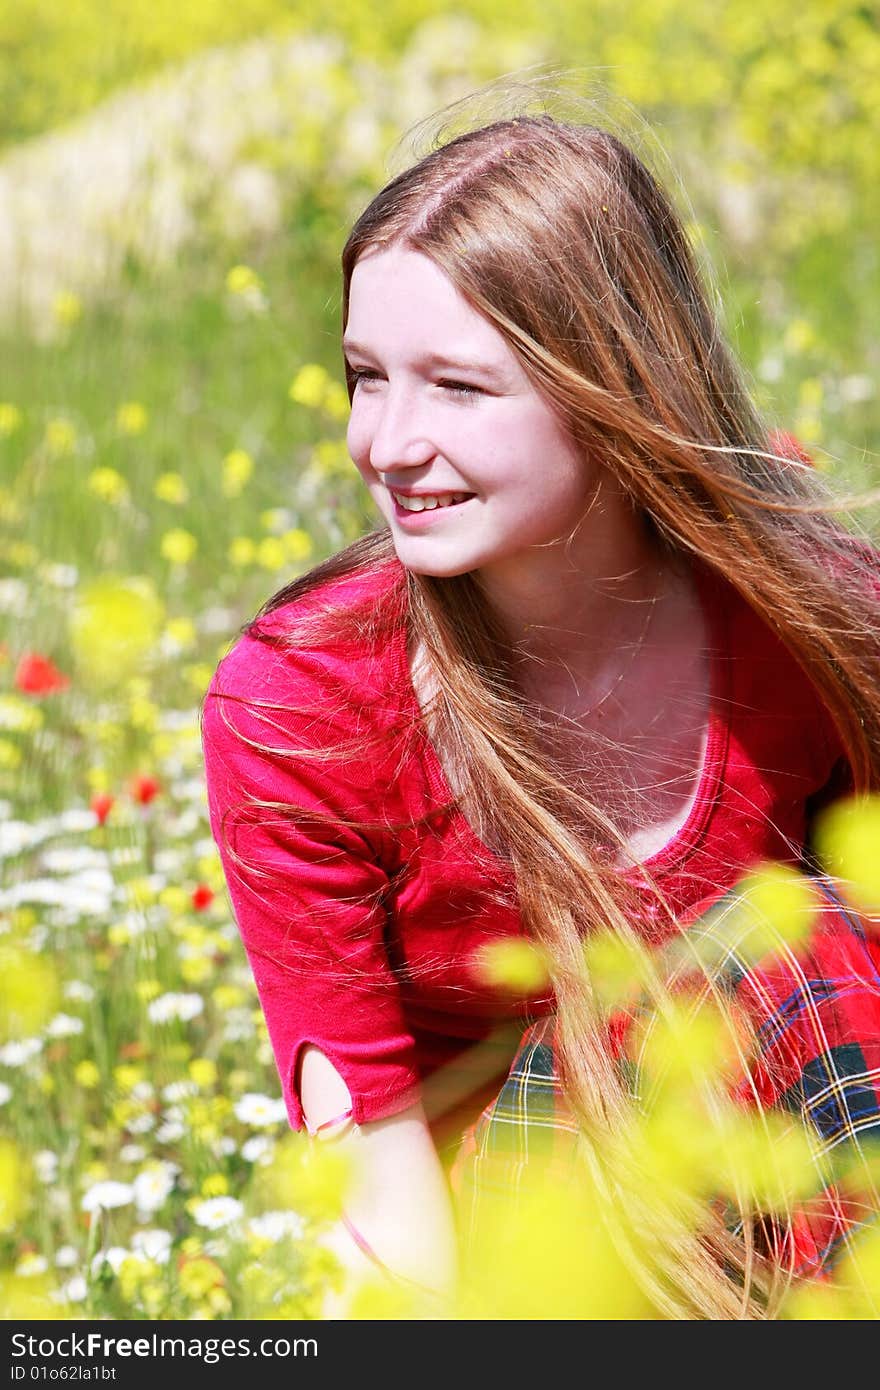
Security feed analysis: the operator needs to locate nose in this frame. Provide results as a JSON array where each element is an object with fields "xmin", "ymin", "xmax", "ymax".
[{"xmin": 365, "ymin": 384, "xmax": 435, "ymax": 477}]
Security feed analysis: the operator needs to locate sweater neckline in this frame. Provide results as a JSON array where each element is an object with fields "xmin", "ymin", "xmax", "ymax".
[{"xmin": 392, "ymin": 558, "xmax": 732, "ymax": 886}]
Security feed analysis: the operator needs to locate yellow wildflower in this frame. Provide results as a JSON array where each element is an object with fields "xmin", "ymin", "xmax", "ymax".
[
  {"xmin": 75, "ymin": 1061, "xmax": 101, "ymax": 1089},
  {"xmin": 228, "ymin": 537, "xmax": 255, "ymax": 567},
  {"xmin": 0, "ymin": 403, "xmax": 22, "ymax": 435},
  {"xmin": 53, "ymin": 291, "xmax": 82, "ymax": 327},
  {"xmin": 116, "ymin": 402, "xmax": 148, "ymax": 435},
  {"xmin": 282, "ymin": 528, "xmax": 314, "ymax": 561},
  {"xmin": 289, "ymin": 363, "xmax": 330, "ymax": 409},
  {"xmin": 154, "ymin": 472, "xmax": 189, "ymax": 505},
  {"xmin": 87, "ymin": 467, "xmax": 128, "ymax": 505},
  {"xmin": 222, "ymin": 449, "xmax": 254, "ymax": 497},
  {"xmin": 160, "ymin": 528, "xmax": 198, "ymax": 566},
  {"xmin": 225, "ymin": 265, "xmax": 262, "ymax": 295}
]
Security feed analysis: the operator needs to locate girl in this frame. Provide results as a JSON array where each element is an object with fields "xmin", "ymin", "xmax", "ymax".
[{"xmin": 200, "ymin": 109, "xmax": 880, "ymax": 1318}]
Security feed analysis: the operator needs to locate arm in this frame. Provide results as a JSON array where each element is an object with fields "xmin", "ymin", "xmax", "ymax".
[{"xmin": 300, "ymin": 1046, "xmax": 458, "ymax": 1316}]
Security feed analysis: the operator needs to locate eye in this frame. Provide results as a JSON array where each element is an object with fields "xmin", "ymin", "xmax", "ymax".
[
  {"xmin": 437, "ymin": 380, "xmax": 482, "ymax": 400},
  {"xmin": 348, "ymin": 369, "xmax": 483, "ymax": 400}
]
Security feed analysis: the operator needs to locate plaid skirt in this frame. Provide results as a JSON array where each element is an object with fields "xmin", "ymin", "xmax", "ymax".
[{"xmin": 448, "ymin": 874, "xmax": 880, "ymax": 1280}]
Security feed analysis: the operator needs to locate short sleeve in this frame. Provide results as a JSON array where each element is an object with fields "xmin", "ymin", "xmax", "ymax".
[{"xmin": 200, "ymin": 624, "xmax": 421, "ymax": 1132}]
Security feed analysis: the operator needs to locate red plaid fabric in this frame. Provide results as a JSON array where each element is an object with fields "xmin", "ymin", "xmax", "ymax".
[{"xmin": 450, "ymin": 874, "xmax": 880, "ymax": 1282}]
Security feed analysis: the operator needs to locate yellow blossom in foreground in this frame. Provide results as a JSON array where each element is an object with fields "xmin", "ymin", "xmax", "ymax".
[
  {"xmin": 154, "ymin": 472, "xmax": 189, "ymax": 504},
  {"xmin": 212, "ymin": 984, "xmax": 246, "ymax": 1011},
  {"xmin": 45, "ymin": 418, "xmax": 77, "ymax": 456},
  {"xmin": 160, "ymin": 528, "xmax": 198, "ymax": 567},
  {"xmin": 0, "ymin": 944, "xmax": 60, "ymax": 1040},
  {"xmin": 0, "ymin": 1272, "xmax": 68, "ymax": 1320},
  {"xmin": 53, "ymin": 291, "xmax": 82, "ymax": 327},
  {"xmin": 222, "ymin": 449, "xmax": 254, "ymax": 496},
  {"xmin": 0, "ymin": 403, "xmax": 22, "ymax": 435},
  {"xmin": 470, "ymin": 937, "xmax": 550, "ymax": 995},
  {"xmin": 135, "ymin": 979, "xmax": 162, "ymax": 1002},
  {"xmin": 116, "ymin": 401, "xmax": 148, "ymax": 435},
  {"xmin": 813, "ymin": 794, "xmax": 880, "ymax": 914},
  {"xmin": 0, "ymin": 1140, "xmax": 31, "ymax": 1232},
  {"xmin": 69, "ymin": 576, "xmax": 164, "ymax": 690},
  {"xmin": 251, "ymin": 1132, "xmax": 350, "ymax": 1224},
  {"xmin": 289, "ymin": 363, "xmax": 330, "ymax": 409},
  {"xmin": 87, "ymin": 467, "xmax": 129, "ymax": 505}
]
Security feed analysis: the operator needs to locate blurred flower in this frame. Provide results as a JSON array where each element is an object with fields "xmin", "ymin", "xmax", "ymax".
[
  {"xmin": 147, "ymin": 992, "xmax": 204, "ymax": 1024},
  {"xmin": 470, "ymin": 937, "xmax": 550, "ymax": 995},
  {"xmin": 87, "ymin": 467, "xmax": 129, "ymax": 504},
  {"xmin": 813, "ymin": 794, "xmax": 880, "ymax": 914},
  {"xmin": 154, "ymin": 472, "xmax": 189, "ymax": 504},
  {"xmin": 60, "ymin": 1276, "xmax": 87, "ymax": 1303},
  {"xmin": 53, "ymin": 292, "xmax": 82, "ymax": 328},
  {"xmin": 44, "ymin": 418, "xmax": 77, "ymax": 456},
  {"xmin": 247, "ymin": 1210, "xmax": 306, "ymax": 1241},
  {"xmin": 189, "ymin": 1057, "xmax": 217, "ymax": 1088},
  {"xmin": 0, "ymin": 1140, "xmax": 31, "ymax": 1231},
  {"xmin": 14, "ymin": 652, "xmax": 70, "ymax": 697},
  {"xmin": 116, "ymin": 402, "xmax": 148, "ymax": 435},
  {"xmin": 15, "ymin": 1253, "xmax": 49, "ymax": 1277},
  {"xmin": 131, "ymin": 1229, "xmax": 171, "ymax": 1264},
  {"xmin": 129, "ymin": 774, "xmax": 161, "ymax": 806},
  {"xmin": 229, "ymin": 537, "xmax": 255, "ymax": 567},
  {"xmin": 45, "ymin": 1013, "xmax": 85, "ymax": 1038},
  {"xmin": 90, "ymin": 792, "xmax": 114, "ymax": 825},
  {"xmin": 74, "ymin": 1061, "xmax": 101, "ymax": 1088},
  {"xmin": 55, "ymin": 1246, "xmax": 78, "ymax": 1268},
  {"xmin": 34, "ymin": 1151, "xmax": 59, "ymax": 1183},
  {"xmin": 221, "ymin": 449, "xmax": 254, "ymax": 497},
  {"xmin": 0, "ymin": 404, "xmax": 22, "ymax": 435},
  {"xmin": 234, "ymin": 1092, "xmax": 287, "ymax": 1127},
  {"xmin": 0, "ymin": 1038, "xmax": 43, "ymax": 1066},
  {"xmin": 241, "ymin": 1135, "xmax": 273, "ymax": 1164},
  {"xmin": 225, "ymin": 264, "xmax": 262, "ymax": 295},
  {"xmin": 133, "ymin": 1164, "xmax": 177, "ymax": 1214},
  {"xmin": 192, "ymin": 883, "xmax": 214, "ymax": 911},
  {"xmin": 177, "ymin": 1254, "xmax": 225, "ymax": 1299},
  {"xmin": 191, "ymin": 1197, "xmax": 243, "ymax": 1230},
  {"xmin": 160, "ymin": 528, "xmax": 197, "ymax": 566},
  {"xmin": 81, "ymin": 1181, "xmax": 135, "ymax": 1213},
  {"xmin": 90, "ymin": 1247, "xmax": 129, "ymax": 1275},
  {"xmin": 282, "ymin": 528, "xmax": 314, "ymax": 562},
  {"xmin": 0, "ymin": 1082, "xmax": 11, "ymax": 1105},
  {"xmin": 289, "ymin": 363, "xmax": 330, "ymax": 409}
]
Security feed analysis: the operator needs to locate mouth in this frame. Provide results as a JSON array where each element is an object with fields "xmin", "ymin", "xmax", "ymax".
[{"xmin": 390, "ymin": 492, "xmax": 476, "ymax": 524}]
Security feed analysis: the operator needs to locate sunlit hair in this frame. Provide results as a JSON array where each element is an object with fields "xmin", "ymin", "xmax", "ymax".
[{"xmin": 212, "ymin": 110, "xmax": 880, "ymax": 1317}]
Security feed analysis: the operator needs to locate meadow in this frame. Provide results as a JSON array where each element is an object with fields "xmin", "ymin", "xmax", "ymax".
[{"xmin": 1, "ymin": 5, "xmax": 879, "ymax": 1319}]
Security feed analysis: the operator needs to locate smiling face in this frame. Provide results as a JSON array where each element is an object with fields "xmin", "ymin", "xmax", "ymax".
[{"xmin": 344, "ymin": 244, "xmax": 601, "ymax": 582}]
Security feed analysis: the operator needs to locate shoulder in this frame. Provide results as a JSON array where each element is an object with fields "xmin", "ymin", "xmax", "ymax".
[{"xmin": 203, "ymin": 557, "xmax": 406, "ymax": 722}]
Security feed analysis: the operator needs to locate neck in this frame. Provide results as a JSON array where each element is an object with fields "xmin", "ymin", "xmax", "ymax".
[{"xmin": 474, "ymin": 492, "xmax": 671, "ymax": 675}]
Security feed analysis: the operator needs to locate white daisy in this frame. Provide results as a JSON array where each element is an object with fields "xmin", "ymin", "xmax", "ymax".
[
  {"xmin": 191, "ymin": 1196, "xmax": 244, "ymax": 1230},
  {"xmin": 147, "ymin": 992, "xmax": 204, "ymax": 1024},
  {"xmin": 130, "ymin": 1228, "xmax": 172, "ymax": 1264},
  {"xmin": 246, "ymin": 1210, "xmax": 306, "ymax": 1241},
  {"xmin": 81, "ymin": 1180, "xmax": 135, "ymax": 1213},
  {"xmin": 0, "ymin": 1037, "xmax": 43, "ymax": 1067},
  {"xmin": 233, "ymin": 1092, "xmax": 287, "ymax": 1127}
]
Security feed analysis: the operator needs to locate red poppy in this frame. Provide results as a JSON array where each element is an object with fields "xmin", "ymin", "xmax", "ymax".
[
  {"xmin": 129, "ymin": 774, "xmax": 161, "ymax": 805},
  {"xmin": 14, "ymin": 651, "xmax": 70, "ymax": 696},
  {"xmin": 191, "ymin": 883, "xmax": 215, "ymax": 911},
  {"xmin": 90, "ymin": 792, "xmax": 114, "ymax": 826}
]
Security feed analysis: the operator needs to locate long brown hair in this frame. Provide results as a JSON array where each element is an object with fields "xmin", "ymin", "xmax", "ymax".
[{"xmin": 214, "ymin": 111, "xmax": 880, "ymax": 1316}]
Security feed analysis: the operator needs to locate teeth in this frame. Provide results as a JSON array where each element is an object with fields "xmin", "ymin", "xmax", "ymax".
[{"xmin": 392, "ymin": 492, "xmax": 470, "ymax": 512}]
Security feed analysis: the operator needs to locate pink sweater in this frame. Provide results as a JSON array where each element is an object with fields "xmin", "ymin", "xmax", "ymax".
[{"xmin": 200, "ymin": 556, "xmax": 846, "ymax": 1157}]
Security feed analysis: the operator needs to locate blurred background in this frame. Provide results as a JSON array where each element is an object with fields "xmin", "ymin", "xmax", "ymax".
[{"xmin": 0, "ymin": 0, "xmax": 877, "ymax": 1318}]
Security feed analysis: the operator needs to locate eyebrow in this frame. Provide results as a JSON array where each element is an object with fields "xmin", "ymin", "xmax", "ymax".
[{"xmin": 341, "ymin": 340, "xmax": 508, "ymax": 385}]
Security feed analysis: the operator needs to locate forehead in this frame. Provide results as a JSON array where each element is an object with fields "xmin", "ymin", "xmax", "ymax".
[{"xmin": 345, "ymin": 245, "xmax": 514, "ymax": 366}]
